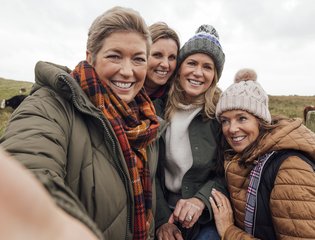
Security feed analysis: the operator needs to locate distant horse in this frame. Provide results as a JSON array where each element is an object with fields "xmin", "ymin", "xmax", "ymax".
[
  {"xmin": 304, "ymin": 105, "xmax": 315, "ymax": 123},
  {"xmin": 1, "ymin": 95, "xmax": 27, "ymax": 109}
]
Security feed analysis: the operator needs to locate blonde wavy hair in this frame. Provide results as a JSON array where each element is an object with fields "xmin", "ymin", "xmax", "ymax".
[{"xmin": 164, "ymin": 67, "xmax": 221, "ymax": 121}]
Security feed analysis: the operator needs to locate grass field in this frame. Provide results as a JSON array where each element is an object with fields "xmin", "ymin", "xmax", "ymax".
[
  {"xmin": 269, "ymin": 95, "xmax": 315, "ymax": 119},
  {"xmin": 0, "ymin": 78, "xmax": 33, "ymax": 135},
  {"xmin": 1, "ymin": 78, "xmax": 315, "ymax": 136}
]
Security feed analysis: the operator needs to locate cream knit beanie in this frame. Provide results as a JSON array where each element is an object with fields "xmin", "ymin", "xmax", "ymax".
[{"xmin": 216, "ymin": 68, "xmax": 271, "ymax": 123}]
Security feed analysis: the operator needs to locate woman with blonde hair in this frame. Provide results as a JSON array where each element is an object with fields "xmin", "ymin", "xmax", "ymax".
[
  {"xmin": 1, "ymin": 6, "xmax": 162, "ymax": 240},
  {"xmin": 155, "ymin": 24, "xmax": 227, "ymax": 240}
]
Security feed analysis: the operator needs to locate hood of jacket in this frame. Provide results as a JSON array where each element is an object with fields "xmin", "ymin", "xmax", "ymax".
[
  {"xmin": 32, "ymin": 61, "xmax": 103, "ymax": 116},
  {"xmin": 244, "ymin": 118, "xmax": 315, "ymax": 165}
]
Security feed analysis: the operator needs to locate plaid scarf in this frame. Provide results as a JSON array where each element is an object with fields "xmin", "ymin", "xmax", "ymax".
[
  {"xmin": 244, "ymin": 151, "xmax": 274, "ymax": 235},
  {"xmin": 149, "ymin": 85, "xmax": 168, "ymax": 101},
  {"xmin": 71, "ymin": 61, "xmax": 159, "ymax": 239}
]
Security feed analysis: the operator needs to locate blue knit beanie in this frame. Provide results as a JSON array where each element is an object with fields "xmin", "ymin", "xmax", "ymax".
[{"xmin": 177, "ymin": 24, "xmax": 225, "ymax": 79}]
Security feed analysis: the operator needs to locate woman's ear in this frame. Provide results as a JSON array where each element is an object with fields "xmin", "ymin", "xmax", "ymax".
[{"xmin": 86, "ymin": 51, "xmax": 93, "ymax": 65}]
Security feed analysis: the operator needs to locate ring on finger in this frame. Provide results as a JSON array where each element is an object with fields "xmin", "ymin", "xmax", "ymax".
[
  {"xmin": 217, "ymin": 203, "xmax": 223, "ymax": 208},
  {"xmin": 186, "ymin": 215, "xmax": 193, "ymax": 222}
]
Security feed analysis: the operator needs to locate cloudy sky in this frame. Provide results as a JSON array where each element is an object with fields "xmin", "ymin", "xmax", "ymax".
[{"xmin": 1, "ymin": 0, "xmax": 314, "ymax": 95}]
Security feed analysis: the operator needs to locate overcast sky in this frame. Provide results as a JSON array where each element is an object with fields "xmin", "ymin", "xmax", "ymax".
[{"xmin": 1, "ymin": 0, "xmax": 314, "ymax": 95}]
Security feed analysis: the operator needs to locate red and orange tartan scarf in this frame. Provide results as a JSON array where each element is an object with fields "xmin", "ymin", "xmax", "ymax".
[{"xmin": 71, "ymin": 61, "xmax": 159, "ymax": 239}]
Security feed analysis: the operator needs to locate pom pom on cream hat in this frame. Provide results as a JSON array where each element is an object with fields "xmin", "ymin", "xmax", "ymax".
[{"xmin": 216, "ymin": 68, "xmax": 271, "ymax": 123}]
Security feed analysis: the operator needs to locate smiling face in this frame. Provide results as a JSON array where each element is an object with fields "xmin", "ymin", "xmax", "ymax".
[
  {"xmin": 145, "ymin": 38, "xmax": 178, "ymax": 92},
  {"xmin": 178, "ymin": 53, "xmax": 215, "ymax": 102},
  {"xmin": 220, "ymin": 110, "xmax": 260, "ymax": 153},
  {"xmin": 86, "ymin": 31, "xmax": 147, "ymax": 103}
]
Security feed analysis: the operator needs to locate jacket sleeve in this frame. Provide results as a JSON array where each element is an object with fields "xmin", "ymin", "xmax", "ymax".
[
  {"xmin": 192, "ymin": 118, "xmax": 228, "ymax": 223},
  {"xmin": 0, "ymin": 88, "xmax": 103, "ymax": 239},
  {"xmin": 155, "ymin": 175, "xmax": 173, "ymax": 229},
  {"xmin": 270, "ymin": 156, "xmax": 315, "ymax": 239},
  {"xmin": 223, "ymin": 225, "xmax": 258, "ymax": 240},
  {"xmin": 194, "ymin": 175, "xmax": 228, "ymax": 223},
  {"xmin": 154, "ymin": 136, "xmax": 173, "ymax": 229}
]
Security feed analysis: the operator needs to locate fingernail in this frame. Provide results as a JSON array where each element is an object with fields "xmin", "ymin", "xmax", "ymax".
[{"xmin": 212, "ymin": 188, "xmax": 216, "ymax": 193}]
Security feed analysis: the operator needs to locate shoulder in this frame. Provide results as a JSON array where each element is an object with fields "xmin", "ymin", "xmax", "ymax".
[
  {"xmin": 33, "ymin": 61, "xmax": 81, "ymax": 100},
  {"xmin": 270, "ymin": 154, "xmax": 315, "ymax": 237},
  {"xmin": 30, "ymin": 87, "xmax": 73, "ymax": 114},
  {"xmin": 263, "ymin": 151, "xmax": 315, "ymax": 188},
  {"xmin": 277, "ymin": 154, "xmax": 315, "ymax": 183},
  {"xmin": 153, "ymin": 98, "xmax": 166, "ymax": 118},
  {"xmin": 271, "ymin": 151, "xmax": 315, "ymax": 201},
  {"xmin": 204, "ymin": 116, "xmax": 221, "ymax": 138}
]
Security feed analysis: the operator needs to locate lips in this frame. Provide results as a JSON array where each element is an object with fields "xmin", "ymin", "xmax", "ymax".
[
  {"xmin": 231, "ymin": 136, "xmax": 246, "ymax": 142},
  {"xmin": 112, "ymin": 81, "xmax": 133, "ymax": 89},
  {"xmin": 188, "ymin": 79, "xmax": 203, "ymax": 86},
  {"xmin": 155, "ymin": 70, "xmax": 168, "ymax": 77}
]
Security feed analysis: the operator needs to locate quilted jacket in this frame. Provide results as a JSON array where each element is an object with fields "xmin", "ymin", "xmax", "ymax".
[
  {"xmin": 0, "ymin": 61, "xmax": 164, "ymax": 240},
  {"xmin": 223, "ymin": 118, "xmax": 315, "ymax": 239}
]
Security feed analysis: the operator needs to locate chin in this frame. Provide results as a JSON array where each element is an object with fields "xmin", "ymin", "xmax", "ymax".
[
  {"xmin": 118, "ymin": 95, "xmax": 133, "ymax": 103},
  {"xmin": 231, "ymin": 145, "xmax": 245, "ymax": 153}
]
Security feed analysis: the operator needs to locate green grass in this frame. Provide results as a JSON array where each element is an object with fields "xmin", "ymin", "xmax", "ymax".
[
  {"xmin": 0, "ymin": 78, "xmax": 314, "ymax": 136},
  {"xmin": 0, "ymin": 77, "xmax": 33, "ymax": 99},
  {"xmin": 0, "ymin": 78, "xmax": 33, "ymax": 136},
  {"xmin": 269, "ymin": 95, "xmax": 315, "ymax": 119}
]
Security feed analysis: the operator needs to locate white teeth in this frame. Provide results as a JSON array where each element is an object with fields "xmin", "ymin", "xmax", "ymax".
[
  {"xmin": 188, "ymin": 79, "xmax": 202, "ymax": 85},
  {"xmin": 232, "ymin": 136, "xmax": 245, "ymax": 142},
  {"xmin": 155, "ymin": 70, "xmax": 167, "ymax": 76},
  {"xmin": 113, "ymin": 82, "xmax": 132, "ymax": 89}
]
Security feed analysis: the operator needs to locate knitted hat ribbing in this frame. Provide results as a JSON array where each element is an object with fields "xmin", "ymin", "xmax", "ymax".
[
  {"xmin": 216, "ymin": 68, "xmax": 271, "ymax": 123},
  {"xmin": 177, "ymin": 24, "xmax": 225, "ymax": 79}
]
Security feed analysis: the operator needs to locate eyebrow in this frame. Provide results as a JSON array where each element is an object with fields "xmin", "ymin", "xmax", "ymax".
[
  {"xmin": 221, "ymin": 112, "xmax": 248, "ymax": 119},
  {"xmin": 204, "ymin": 62, "xmax": 214, "ymax": 66},
  {"xmin": 133, "ymin": 51, "xmax": 147, "ymax": 56},
  {"xmin": 151, "ymin": 50, "xmax": 162, "ymax": 54},
  {"xmin": 105, "ymin": 48, "xmax": 146, "ymax": 56}
]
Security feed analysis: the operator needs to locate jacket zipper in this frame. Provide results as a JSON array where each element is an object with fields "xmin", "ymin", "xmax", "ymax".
[{"xmin": 60, "ymin": 76, "xmax": 132, "ymax": 240}]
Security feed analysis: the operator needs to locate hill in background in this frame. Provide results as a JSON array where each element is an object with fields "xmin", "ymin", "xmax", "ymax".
[
  {"xmin": 0, "ymin": 77, "xmax": 33, "ymax": 98},
  {"xmin": 1, "ymin": 78, "xmax": 315, "ymax": 136}
]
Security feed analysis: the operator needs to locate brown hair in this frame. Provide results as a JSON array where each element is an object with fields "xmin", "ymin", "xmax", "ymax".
[
  {"xmin": 221, "ymin": 115, "xmax": 290, "ymax": 166},
  {"xmin": 149, "ymin": 22, "xmax": 180, "ymax": 50}
]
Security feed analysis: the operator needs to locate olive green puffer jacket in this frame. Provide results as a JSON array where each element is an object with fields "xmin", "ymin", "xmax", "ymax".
[{"xmin": 0, "ymin": 61, "xmax": 165, "ymax": 240}]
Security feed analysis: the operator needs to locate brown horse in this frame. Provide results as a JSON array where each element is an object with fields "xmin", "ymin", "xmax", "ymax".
[{"xmin": 304, "ymin": 105, "xmax": 315, "ymax": 123}]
